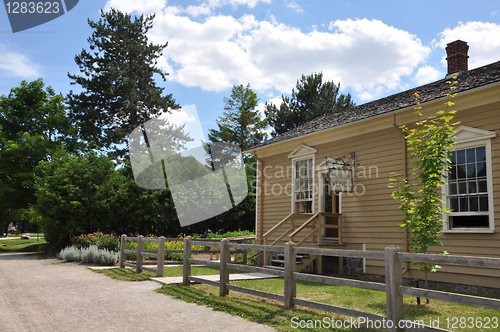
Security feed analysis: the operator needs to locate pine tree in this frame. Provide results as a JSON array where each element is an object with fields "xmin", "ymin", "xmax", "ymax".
[
  {"xmin": 67, "ymin": 8, "xmax": 179, "ymax": 156},
  {"xmin": 208, "ymin": 84, "xmax": 268, "ymax": 152},
  {"xmin": 265, "ymin": 72, "xmax": 355, "ymax": 136}
]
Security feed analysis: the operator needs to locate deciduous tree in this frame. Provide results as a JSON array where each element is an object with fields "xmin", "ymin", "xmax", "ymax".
[{"xmin": 0, "ymin": 79, "xmax": 76, "ymax": 236}]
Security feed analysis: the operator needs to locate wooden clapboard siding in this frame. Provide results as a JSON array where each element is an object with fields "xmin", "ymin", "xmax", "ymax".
[{"xmin": 259, "ymin": 151, "xmax": 293, "ymax": 243}]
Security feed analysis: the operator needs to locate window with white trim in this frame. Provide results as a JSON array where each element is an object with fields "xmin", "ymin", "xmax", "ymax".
[
  {"xmin": 448, "ymin": 146, "xmax": 489, "ymax": 227},
  {"xmin": 295, "ymin": 158, "xmax": 313, "ymax": 213},
  {"xmin": 443, "ymin": 126, "xmax": 496, "ymax": 232}
]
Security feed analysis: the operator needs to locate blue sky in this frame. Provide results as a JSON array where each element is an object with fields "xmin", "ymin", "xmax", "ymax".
[{"xmin": 1, "ymin": 0, "xmax": 500, "ymax": 138}]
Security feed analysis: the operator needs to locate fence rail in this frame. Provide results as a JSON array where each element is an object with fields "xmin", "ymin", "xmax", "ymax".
[
  {"xmin": 181, "ymin": 237, "xmax": 500, "ymax": 332},
  {"xmin": 119, "ymin": 235, "xmax": 253, "ymax": 277}
]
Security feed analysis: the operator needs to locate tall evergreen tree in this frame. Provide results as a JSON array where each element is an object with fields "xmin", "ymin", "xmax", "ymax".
[
  {"xmin": 205, "ymin": 84, "xmax": 267, "ymax": 231},
  {"xmin": 208, "ymin": 84, "xmax": 268, "ymax": 152},
  {"xmin": 265, "ymin": 72, "xmax": 355, "ymax": 136},
  {"xmin": 67, "ymin": 8, "xmax": 179, "ymax": 156}
]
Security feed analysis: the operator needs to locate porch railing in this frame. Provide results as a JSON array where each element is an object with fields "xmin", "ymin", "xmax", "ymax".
[{"xmin": 261, "ymin": 212, "xmax": 343, "ymax": 265}]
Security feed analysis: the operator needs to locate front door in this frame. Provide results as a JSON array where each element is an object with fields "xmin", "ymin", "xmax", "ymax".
[{"xmin": 321, "ymin": 173, "xmax": 340, "ymax": 238}]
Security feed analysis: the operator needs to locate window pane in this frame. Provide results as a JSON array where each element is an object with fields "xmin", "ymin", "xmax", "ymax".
[
  {"xmin": 457, "ymin": 165, "xmax": 467, "ymax": 179},
  {"xmin": 450, "ymin": 198, "xmax": 458, "ymax": 212},
  {"xmin": 449, "ymin": 181, "xmax": 457, "ymax": 195},
  {"xmin": 456, "ymin": 150, "xmax": 465, "ymax": 164},
  {"xmin": 468, "ymin": 180, "xmax": 477, "ymax": 194},
  {"xmin": 460, "ymin": 197, "xmax": 468, "ymax": 211},
  {"xmin": 449, "ymin": 151, "xmax": 456, "ymax": 165},
  {"xmin": 465, "ymin": 148, "xmax": 476, "ymax": 163},
  {"xmin": 480, "ymin": 196, "xmax": 489, "ymax": 211},
  {"xmin": 476, "ymin": 146, "xmax": 486, "ymax": 161},
  {"xmin": 449, "ymin": 166, "xmax": 457, "ymax": 180},
  {"xmin": 458, "ymin": 181, "xmax": 467, "ymax": 194},
  {"xmin": 478, "ymin": 180, "xmax": 488, "ymax": 193},
  {"xmin": 466, "ymin": 163, "xmax": 476, "ymax": 177},
  {"xmin": 451, "ymin": 215, "xmax": 489, "ymax": 228},
  {"xmin": 469, "ymin": 196, "xmax": 479, "ymax": 211},
  {"xmin": 477, "ymin": 162, "xmax": 486, "ymax": 177}
]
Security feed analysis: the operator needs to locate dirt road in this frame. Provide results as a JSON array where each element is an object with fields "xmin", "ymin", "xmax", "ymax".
[{"xmin": 0, "ymin": 252, "xmax": 276, "ymax": 332}]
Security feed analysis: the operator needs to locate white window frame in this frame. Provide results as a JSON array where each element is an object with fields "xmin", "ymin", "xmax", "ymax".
[
  {"xmin": 288, "ymin": 145, "xmax": 317, "ymax": 214},
  {"xmin": 442, "ymin": 126, "xmax": 496, "ymax": 233}
]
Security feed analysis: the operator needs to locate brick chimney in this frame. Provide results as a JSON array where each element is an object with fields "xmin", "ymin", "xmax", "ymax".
[{"xmin": 446, "ymin": 40, "xmax": 469, "ymax": 75}]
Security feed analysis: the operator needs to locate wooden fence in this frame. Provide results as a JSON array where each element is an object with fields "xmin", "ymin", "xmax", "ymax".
[
  {"xmin": 182, "ymin": 237, "xmax": 500, "ymax": 332},
  {"xmin": 119, "ymin": 235, "xmax": 252, "ymax": 277}
]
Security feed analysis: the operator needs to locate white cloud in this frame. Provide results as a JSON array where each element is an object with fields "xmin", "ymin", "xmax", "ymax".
[
  {"xmin": 0, "ymin": 46, "xmax": 40, "ymax": 78},
  {"xmin": 435, "ymin": 21, "xmax": 500, "ymax": 69},
  {"xmin": 166, "ymin": 107, "xmax": 197, "ymax": 126},
  {"xmin": 104, "ymin": 0, "xmax": 168, "ymax": 14},
  {"xmin": 414, "ymin": 65, "xmax": 443, "ymax": 85},
  {"xmin": 287, "ymin": 1, "xmax": 304, "ymax": 13},
  {"xmin": 256, "ymin": 101, "xmax": 268, "ymax": 119},
  {"xmin": 105, "ymin": 0, "xmax": 271, "ymax": 17},
  {"xmin": 104, "ymin": 2, "xmax": 431, "ymax": 101}
]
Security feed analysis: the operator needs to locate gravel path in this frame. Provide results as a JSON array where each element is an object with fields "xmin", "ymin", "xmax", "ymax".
[{"xmin": 0, "ymin": 252, "xmax": 276, "ymax": 332}]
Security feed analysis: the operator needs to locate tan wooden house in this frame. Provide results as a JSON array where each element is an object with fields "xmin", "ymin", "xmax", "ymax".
[{"xmin": 246, "ymin": 40, "xmax": 500, "ymax": 290}]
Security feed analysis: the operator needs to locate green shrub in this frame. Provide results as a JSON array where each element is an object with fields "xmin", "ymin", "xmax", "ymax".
[
  {"xmin": 58, "ymin": 245, "xmax": 118, "ymax": 266},
  {"xmin": 81, "ymin": 245, "xmax": 118, "ymax": 265},
  {"xmin": 194, "ymin": 230, "xmax": 254, "ymax": 239},
  {"xmin": 58, "ymin": 245, "xmax": 81, "ymax": 262},
  {"xmin": 72, "ymin": 232, "xmax": 119, "ymax": 252},
  {"xmin": 125, "ymin": 241, "xmax": 137, "ymax": 260}
]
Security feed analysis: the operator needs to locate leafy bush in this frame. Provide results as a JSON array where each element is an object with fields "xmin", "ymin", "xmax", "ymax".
[
  {"xmin": 125, "ymin": 240, "xmax": 137, "ymax": 260},
  {"xmin": 122, "ymin": 234, "xmax": 204, "ymax": 262},
  {"xmin": 58, "ymin": 245, "xmax": 118, "ymax": 266},
  {"xmin": 72, "ymin": 232, "xmax": 119, "ymax": 252},
  {"xmin": 81, "ymin": 245, "xmax": 118, "ymax": 265},
  {"xmin": 194, "ymin": 230, "xmax": 254, "ymax": 239},
  {"xmin": 58, "ymin": 245, "xmax": 81, "ymax": 262}
]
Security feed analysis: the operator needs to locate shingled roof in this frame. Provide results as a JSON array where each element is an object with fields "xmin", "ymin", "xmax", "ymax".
[{"xmin": 251, "ymin": 60, "xmax": 500, "ymax": 150}]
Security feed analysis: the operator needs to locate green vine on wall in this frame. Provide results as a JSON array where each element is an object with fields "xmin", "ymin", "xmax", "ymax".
[{"xmin": 390, "ymin": 76, "xmax": 460, "ymax": 272}]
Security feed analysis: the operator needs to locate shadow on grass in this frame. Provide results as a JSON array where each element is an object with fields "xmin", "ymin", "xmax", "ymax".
[
  {"xmin": 159, "ymin": 284, "xmax": 381, "ymax": 332},
  {"xmin": 92, "ymin": 268, "xmax": 155, "ymax": 281}
]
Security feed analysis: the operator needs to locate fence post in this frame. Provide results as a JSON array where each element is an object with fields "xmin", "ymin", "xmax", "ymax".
[
  {"xmin": 263, "ymin": 238, "xmax": 269, "ymax": 266},
  {"xmin": 284, "ymin": 241, "xmax": 296, "ymax": 309},
  {"xmin": 157, "ymin": 236, "xmax": 166, "ymax": 277},
  {"xmin": 385, "ymin": 245, "xmax": 404, "ymax": 332},
  {"xmin": 119, "ymin": 234, "xmax": 126, "ymax": 268},
  {"xmin": 242, "ymin": 238, "xmax": 248, "ymax": 264},
  {"xmin": 136, "ymin": 235, "xmax": 144, "ymax": 274},
  {"xmin": 183, "ymin": 236, "xmax": 192, "ymax": 286},
  {"xmin": 220, "ymin": 239, "xmax": 230, "ymax": 296}
]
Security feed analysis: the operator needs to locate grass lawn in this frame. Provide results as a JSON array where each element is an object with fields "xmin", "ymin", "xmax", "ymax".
[
  {"xmin": 0, "ymin": 237, "xmax": 47, "ymax": 252},
  {"xmin": 92, "ymin": 263, "xmax": 500, "ymax": 331},
  {"xmin": 158, "ymin": 277, "xmax": 500, "ymax": 332}
]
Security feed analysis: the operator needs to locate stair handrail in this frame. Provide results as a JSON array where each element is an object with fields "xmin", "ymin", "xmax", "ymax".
[
  {"xmin": 295, "ymin": 228, "xmax": 318, "ymax": 247},
  {"xmin": 270, "ymin": 227, "xmax": 294, "ymax": 246},
  {"xmin": 262, "ymin": 213, "xmax": 295, "ymax": 238},
  {"xmin": 289, "ymin": 212, "xmax": 320, "ymax": 238}
]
